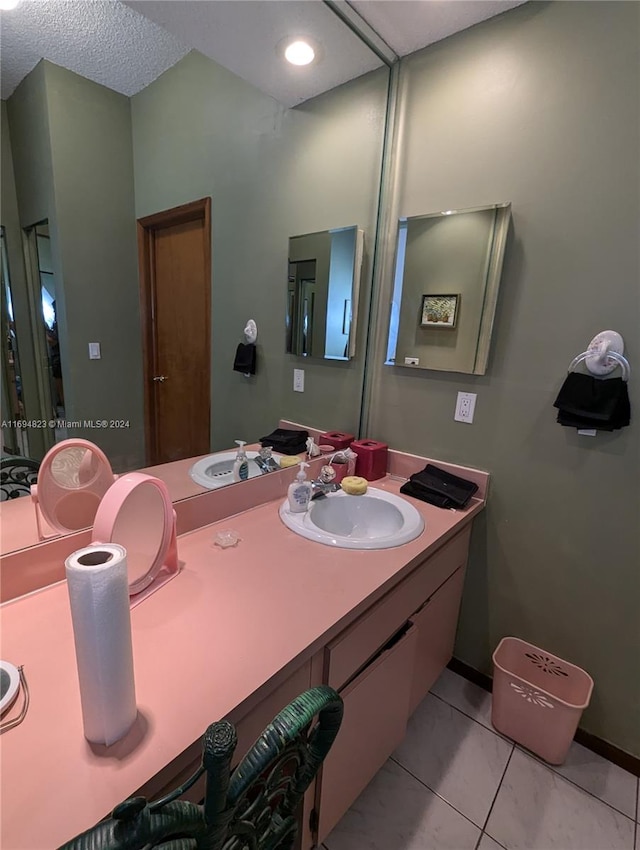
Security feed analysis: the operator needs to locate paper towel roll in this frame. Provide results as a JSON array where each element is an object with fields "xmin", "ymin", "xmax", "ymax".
[{"xmin": 65, "ymin": 543, "xmax": 137, "ymax": 746}]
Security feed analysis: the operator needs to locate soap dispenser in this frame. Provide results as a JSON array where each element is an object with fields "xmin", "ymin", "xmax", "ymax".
[
  {"xmin": 232, "ymin": 441, "xmax": 249, "ymax": 482},
  {"xmin": 287, "ymin": 461, "xmax": 312, "ymax": 513}
]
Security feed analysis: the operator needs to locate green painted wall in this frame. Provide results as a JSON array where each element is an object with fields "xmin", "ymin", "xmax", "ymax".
[
  {"xmin": 44, "ymin": 62, "xmax": 144, "ymax": 470},
  {"xmin": 368, "ymin": 2, "xmax": 640, "ymax": 754},
  {"xmin": 131, "ymin": 51, "xmax": 387, "ymax": 450},
  {"xmin": 6, "ymin": 62, "xmax": 144, "ymax": 470}
]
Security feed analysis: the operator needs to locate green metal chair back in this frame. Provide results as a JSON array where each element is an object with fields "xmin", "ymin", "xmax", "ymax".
[
  {"xmin": 0, "ymin": 454, "xmax": 40, "ymax": 500},
  {"xmin": 58, "ymin": 685, "xmax": 343, "ymax": 850}
]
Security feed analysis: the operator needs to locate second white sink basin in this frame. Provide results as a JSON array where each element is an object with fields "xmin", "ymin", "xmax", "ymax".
[
  {"xmin": 189, "ymin": 451, "xmax": 282, "ymax": 490},
  {"xmin": 279, "ymin": 487, "xmax": 424, "ymax": 549}
]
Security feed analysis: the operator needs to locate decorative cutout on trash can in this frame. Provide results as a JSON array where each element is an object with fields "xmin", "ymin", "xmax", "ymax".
[
  {"xmin": 509, "ymin": 682, "xmax": 554, "ymax": 708},
  {"xmin": 525, "ymin": 652, "xmax": 569, "ymax": 677}
]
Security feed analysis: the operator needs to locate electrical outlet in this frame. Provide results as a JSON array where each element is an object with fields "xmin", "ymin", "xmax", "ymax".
[
  {"xmin": 454, "ymin": 391, "xmax": 476, "ymax": 423},
  {"xmin": 404, "ymin": 356, "xmax": 419, "ymax": 366},
  {"xmin": 293, "ymin": 369, "xmax": 304, "ymax": 393}
]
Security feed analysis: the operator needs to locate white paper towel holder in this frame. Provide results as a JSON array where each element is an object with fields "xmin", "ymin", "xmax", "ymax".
[{"xmin": 91, "ymin": 473, "xmax": 179, "ymax": 605}]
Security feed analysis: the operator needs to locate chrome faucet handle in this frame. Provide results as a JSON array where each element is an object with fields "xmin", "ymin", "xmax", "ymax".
[
  {"xmin": 310, "ymin": 480, "xmax": 341, "ymax": 499},
  {"xmin": 319, "ymin": 464, "xmax": 336, "ymax": 484}
]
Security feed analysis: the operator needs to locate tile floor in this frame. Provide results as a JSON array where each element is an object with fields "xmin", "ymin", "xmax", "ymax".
[{"xmin": 323, "ymin": 669, "xmax": 639, "ymax": 850}]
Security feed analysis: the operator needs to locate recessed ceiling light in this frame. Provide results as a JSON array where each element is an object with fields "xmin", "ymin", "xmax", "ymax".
[
  {"xmin": 0, "ymin": 0, "xmax": 21, "ymax": 9},
  {"xmin": 284, "ymin": 40, "xmax": 315, "ymax": 66}
]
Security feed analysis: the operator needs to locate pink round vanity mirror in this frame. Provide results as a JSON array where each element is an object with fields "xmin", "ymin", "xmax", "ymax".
[
  {"xmin": 32, "ymin": 439, "xmax": 116, "ymax": 538},
  {"xmin": 92, "ymin": 472, "xmax": 178, "ymax": 597}
]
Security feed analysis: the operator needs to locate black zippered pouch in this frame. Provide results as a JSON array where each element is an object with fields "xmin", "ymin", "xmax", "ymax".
[
  {"xmin": 259, "ymin": 428, "xmax": 309, "ymax": 456},
  {"xmin": 400, "ymin": 464, "xmax": 478, "ymax": 509}
]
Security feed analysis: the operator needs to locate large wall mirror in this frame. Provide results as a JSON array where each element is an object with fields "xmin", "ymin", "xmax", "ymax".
[
  {"xmin": 287, "ymin": 226, "xmax": 364, "ymax": 360},
  {"xmin": 386, "ymin": 203, "xmax": 511, "ymax": 374},
  {"xmin": 0, "ymin": 1, "xmax": 390, "ymax": 555}
]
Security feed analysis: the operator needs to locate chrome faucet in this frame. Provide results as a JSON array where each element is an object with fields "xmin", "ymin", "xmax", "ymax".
[
  {"xmin": 310, "ymin": 479, "xmax": 341, "ymax": 499},
  {"xmin": 310, "ymin": 463, "xmax": 341, "ymax": 499}
]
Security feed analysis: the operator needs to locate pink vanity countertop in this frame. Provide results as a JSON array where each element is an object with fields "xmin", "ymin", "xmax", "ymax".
[{"xmin": 0, "ymin": 475, "xmax": 485, "ymax": 850}]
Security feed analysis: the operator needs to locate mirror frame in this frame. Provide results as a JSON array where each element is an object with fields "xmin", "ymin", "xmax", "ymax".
[
  {"xmin": 287, "ymin": 225, "xmax": 365, "ymax": 360},
  {"xmin": 386, "ymin": 202, "xmax": 511, "ymax": 375}
]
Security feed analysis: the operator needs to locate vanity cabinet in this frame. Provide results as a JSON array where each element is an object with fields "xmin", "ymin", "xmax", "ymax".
[
  {"xmin": 138, "ymin": 661, "xmax": 314, "ymax": 806},
  {"xmin": 408, "ymin": 565, "xmax": 466, "ymax": 714},
  {"xmin": 317, "ymin": 624, "xmax": 417, "ymax": 840},
  {"xmin": 312, "ymin": 526, "xmax": 471, "ymax": 845}
]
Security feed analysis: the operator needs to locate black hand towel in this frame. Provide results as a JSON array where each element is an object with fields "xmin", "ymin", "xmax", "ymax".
[
  {"xmin": 260, "ymin": 428, "xmax": 309, "ymax": 456},
  {"xmin": 233, "ymin": 343, "xmax": 256, "ymax": 375},
  {"xmin": 400, "ymin": 464, "xmax": 478, "ymax": 509},
  {"xmin": 553, "ymin": 372, "xmax": 629, "ymax": 422},
  {"xmin": 553, "ymin": 372, "xmax": 630, "ymax": 430}
]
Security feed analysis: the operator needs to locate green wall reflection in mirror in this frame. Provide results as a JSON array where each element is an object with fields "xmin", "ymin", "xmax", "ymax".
[
  {"xmin": 287, "ymin": 226, "xmax": 364, "ymax": 360},
  {"xmin": 386, "ymin": 203, "xmax": 511, "ymax": 375}
]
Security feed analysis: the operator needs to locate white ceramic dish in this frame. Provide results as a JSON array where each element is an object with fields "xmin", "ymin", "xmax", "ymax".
[{"xmin": 0, "ymin": 661, "xmax": 20, "ymax": 715}]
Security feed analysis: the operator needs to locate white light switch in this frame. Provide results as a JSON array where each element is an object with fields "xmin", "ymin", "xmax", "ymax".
[
  {"xmin": 88, "ymin": 342, "xmax": 101, "ymax": 360},
  {"xmin": 454, "ymin": 391, "xmax": 476, "ymax": 423},
  {"xmin": 293, "ymin": 369, "xmax": 304, "ymax": 393}
]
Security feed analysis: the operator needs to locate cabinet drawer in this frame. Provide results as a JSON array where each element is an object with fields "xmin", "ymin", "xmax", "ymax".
[
  {"xmin": 326, "ymin": 526, "xmax": 470, "ymax": 690},
  {"xmin": 317, "ymin": 624, "xmax": 417, "ymax": 844},
  {"xmin": 409, "ymin": 565, "xmax": 466, "ymax": 715}
]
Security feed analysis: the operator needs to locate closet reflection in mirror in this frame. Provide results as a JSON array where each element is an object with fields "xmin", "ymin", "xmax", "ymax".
[
  {"xmin": 386, "ymin": 203, "xmax": 510, "ymax": 374},
  {"xmin": 287, "ymin": 226, "xmax": 364, "ymax": 360}
]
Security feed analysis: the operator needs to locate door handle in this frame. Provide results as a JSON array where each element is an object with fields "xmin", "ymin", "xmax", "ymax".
[{"xmin": 153, "ymin": 375, "xmax": 167, "ymax": 383}]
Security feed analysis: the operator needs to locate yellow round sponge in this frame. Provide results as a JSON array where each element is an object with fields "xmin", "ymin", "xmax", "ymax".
[
  {"xmin": 279, "ymin": 455, "xmax": 301, "ymax": 468},
  {"xmin": 341, "ymin": 476, "xmax": 368, "ymax": 495}
]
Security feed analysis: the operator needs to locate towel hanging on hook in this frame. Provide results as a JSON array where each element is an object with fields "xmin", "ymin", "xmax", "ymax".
[
  {"xmin": 554, "ymin": 331, "xmax": 631, "ymax": 431},
  {"xmin": 233, "ymin": 319, "xmax": 258, "ymax": 376}
]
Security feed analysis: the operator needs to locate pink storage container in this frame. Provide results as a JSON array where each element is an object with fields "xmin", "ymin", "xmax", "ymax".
[
  {"xmin": 351, "ymin": 439, "xmax": 388, "ymax": 481},
  {"xmin": 319, "ymin": 431, "xmax": 354, "ymax": 452},
  {"xmin": 491, "ymin": 637, "xmax": 594, "ymax": 765}
]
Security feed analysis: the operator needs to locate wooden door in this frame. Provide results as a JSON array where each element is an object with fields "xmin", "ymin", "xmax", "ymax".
[{"xmin": 138, "ymin": 198, "xmax": 211, "ymax": 464}]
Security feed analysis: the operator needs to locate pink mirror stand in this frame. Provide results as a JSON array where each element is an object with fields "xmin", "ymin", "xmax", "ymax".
[
  {"xmin": 31, "ymin": 439, "xmax": 116, "ymax": 540},
  {"xmin": 91, "ymin": 472, "xmax": 179, "ymax": 607}
]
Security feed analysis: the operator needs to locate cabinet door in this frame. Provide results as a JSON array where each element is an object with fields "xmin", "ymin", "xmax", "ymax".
[
  {"xmin": 326, "ymin": 526, "xmax": 471, "ymax": 691},
  {"xmin": 317, "ymin": 624, "xmax": 417, "ymax": 844},
  {"xmin": 408, "ymin": 565, "xmax": 466, "ymax": 715}
]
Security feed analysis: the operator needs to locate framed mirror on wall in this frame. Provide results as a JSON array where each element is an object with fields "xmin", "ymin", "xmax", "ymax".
[{"xmin": 386, "ymin": 203, "xmax": 511, "ymax": 375}]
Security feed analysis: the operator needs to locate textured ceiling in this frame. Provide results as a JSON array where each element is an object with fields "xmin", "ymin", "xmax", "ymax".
[
  {"xmin": 0, "ymin": 0, "xmax": 189, "ymax": 100},
  {"xmin": 124, "ymin": 0, "xmax": 382, "ymax": 107},
  {"xmin": 0, "ymin": 0, "xmax": 527, "ymax": 106}
]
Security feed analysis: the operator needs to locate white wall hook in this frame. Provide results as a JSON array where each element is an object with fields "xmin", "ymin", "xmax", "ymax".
[
  {"xmin": 568, "ymin": 330, "xmax": 630, "ymax": 381},
  {"xmin": 244, "ymin": 319, "xmax": 257, "ymax": 344},
  {"xmin": 584, "ymin": 331, "xmax": 624, "ymax": 376}
]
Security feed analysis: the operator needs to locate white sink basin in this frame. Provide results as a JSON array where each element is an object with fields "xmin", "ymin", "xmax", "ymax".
[
  {"xmin": 189, "ymin": 451, "xmax": 281, "ymax": 490},
  {"xmin": 279, "ymin": 487, "xmax": 424, "ymax": 550}
]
